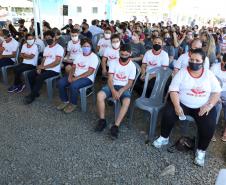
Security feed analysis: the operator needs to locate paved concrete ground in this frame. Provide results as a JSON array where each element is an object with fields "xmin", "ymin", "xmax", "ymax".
[{"xmin": 0, "ymin": 79, "xmax": 225, "ymax": 185}]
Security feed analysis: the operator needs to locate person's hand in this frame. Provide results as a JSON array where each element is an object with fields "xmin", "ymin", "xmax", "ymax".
[
  {"xmin": 37, "ymin": 65, "xmax": 45, "ymax": 70},
  {"xmin": 118, "ymin": 88, "xmax": 124, "ymax": 98},
  {"xmin": 37, "ymin": 69, "xmax": 41, "ymax": 74},
  {"xmin": 198, "ymin": 103, "xmax": 213, "ymax": 116},
  {"xmin": 68, "ymin": 75, "xmax": 73, "ymax": 83},
  {"xmin": 140, "ymin": 73, "xmax": 145, "ymax": 81},
  {"xmin": 112, "ymin": 89, "xmax": 120, "ymax": 100},
  {"xmin": 174, "ymin": 105, "xmax": 184, "ymax": 116}
]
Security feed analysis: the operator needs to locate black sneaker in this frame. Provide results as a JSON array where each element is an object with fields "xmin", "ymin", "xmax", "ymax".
[
  {"xmin": 8, "ymin": 85, "xmax": 18, "ymax": 93},
  {"xmin": 110, "ymin": 125, "xmax": 119, "ymax": 139},
  {"xmin": 24, "ymin": 94, "xmax": 35, "ymax": 105},
  {"xmin": 95, "ymin": 119, "xmax": 107, "ymax": 132},
  {"xmin": 16, "ymin": 84, "xmax": 26, "ymax": 93}
]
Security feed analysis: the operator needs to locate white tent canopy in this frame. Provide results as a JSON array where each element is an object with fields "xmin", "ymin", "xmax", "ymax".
[{"xmin": 0, "ymin": 0, "xmax": 33, "ymax": 8}]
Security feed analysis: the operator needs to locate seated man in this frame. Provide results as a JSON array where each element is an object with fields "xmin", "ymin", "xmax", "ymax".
[
  {"xmin": 101, "ymin": 34, "xmax": 121, "ymax": 77},
  {"xmin": 135, "ymin": 36, "xmax": 169, "ymax": 96},
  {"xmin": 57, "ymin": 38, "xmax": 99, "ymax": 113},
  {"xmin": 8, "ymin": 33, "xmax": 39, "ymax": 93},
  {"xmin": 0, "ymin": 29, "xmax": 19, "ymax": 68},
  {"xmin": 24, "ymin": 30, "xmax": 64, "ymax": 104},
  {"xmin": 95, "ymin": 44, "xmax": 136, "ymax": 139},
  {"xmin": 96, "ymin": 27, "xmax": 112, "ymax": 57},
  {"xmin": 63, "ymin": 29, "xmax": 82, "ymax": 74}
]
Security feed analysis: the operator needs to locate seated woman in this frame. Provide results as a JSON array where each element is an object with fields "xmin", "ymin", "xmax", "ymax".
[
  {"xmin": 8, "ymin": 33, "xmax": 39, "ymax": 93},
  {"xmin": 57, "ymin": 38, "xmax": 99, "ymax": 113},
  {"xmin": 211, "ymin": 53, "xmax": 226, "ymax": 141},
  {"xmin": 153, "ymin": 48, "xmax": 221, "ymax": 167},
  {"xmin": 130, "ymin": 30, "xmax": 146, "ymax": 66}
]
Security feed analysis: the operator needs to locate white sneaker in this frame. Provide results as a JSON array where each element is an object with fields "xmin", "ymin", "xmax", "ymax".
[
  {"xmin": 152, "ymin": 136, "xmax": 169, "ymax": 148},
  {"xmin": 194, "ymin": 149, "xmax": 206, "ymax": 167}
]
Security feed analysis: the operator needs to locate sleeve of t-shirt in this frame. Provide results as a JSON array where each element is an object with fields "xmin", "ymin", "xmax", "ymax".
[
  {"xmin": 20, "ymin": 44, "xmax": 26, "ymax": 54},
  {"xmin": 56, "ymin": 45, "xmax": 64, "ymax": 58},
  {"xmin": 129, "ymin": 63, "xmax": 136, "ymax": 80},
  {"xmin": 210, "ymin": 63, "xmax": 218, "ymax": 75},
  {"xmin": 108, "ymin": 61, "xmax": 115, "ymax": 74},
  {"xmin": 209, "ymin": 71, "xmax": 222, "ymax": 93},
  {"xmin": 103, "ymin": 48, "xmax": 109, "ymax": 58},
  {"xmin": 89, "ymin": 54, "xmax": 99, "ymax": 70},
  {"xmin": 12, "ymin": 41, "xmax": 19, "ymax": 53},
  {"xmin": 204, "ymin": 57, "xmax": 210, "ymax": 69},
  {"xmin": 67, "ymin": 41, "xmax": 71, "ymax": 52},
  {"xmin": 142, "ymin": 51, "xmax": 148, "ymax": 64},
  {"xmin": 174, "ymin": 54, "xmax": 183, "ymax": 69},
  {"xmin": 97, "ymin": 39, "xmax": 102, "ymax": 47},
  {"xmin": 161, "ymin": 52, "xmax": 169, "ymax": 67},
  {"xmin": 168, "ymin": 70, "xmax": 183, "ymax": 92}
]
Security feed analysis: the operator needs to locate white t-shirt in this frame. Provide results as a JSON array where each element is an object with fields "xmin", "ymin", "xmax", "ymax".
[
  {"xmin": 21, "ymin": 43, "xmax": 39, "ymax": 66},
  {"xmin": 67, "ymin": 40, "xmax": 82, "ymax": 59},
  {"xmin": 211, "ymin": 63, "xmax": 226, "ymax": 91},
  {"xmin": 43, "ymin": 43, "xmax": 64, "ymax": 73},
  {"xmin": 97, "ymin": 38, "xmax": 111, "ymax": 56},
  {"xmin": 169, "ymin": 68, "xmax": 222, "ymax": 108},
  {"xmin": 103, "ymin": 47, "xmax": 120, "ymax": 66},
  {"xmin": 73, "ymin": 52, "xmax": 99, "ymax": 82},
  {"xmin": 2, "ymin": 38, "xmax": 19, "ymax": 62},
  {"xmin": 108, "ymin": 60, "xmax": 136, "ymax": 86},
  {"xmin": 142, "ymin": 49, "xmax": 169, "ymax": 71},
  {"xmin": 174, "ymin": 52, "xmax": 210, "ymax": 70},
  {"xmin": 35, "ymin": 38, "xmax": 45, "ymax": 53}
]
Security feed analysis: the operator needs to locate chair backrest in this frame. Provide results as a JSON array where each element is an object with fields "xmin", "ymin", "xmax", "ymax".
[
  {"xmin": 141, "ymin": 67, "xmax": 172, "ymax": 102},
  {"xmin": 130, "ymin": 61, "xmax": 141, "ymax": 92},
  {"xmin": 92, "ymin": 55, "xmax": 101, "ymax": 83},
  {"xmin": 15, "ymin": 43, "xmax": 22, "ymax": 64}
]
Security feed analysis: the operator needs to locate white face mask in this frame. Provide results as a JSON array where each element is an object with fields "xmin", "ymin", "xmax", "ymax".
[
  {"xmin": 104, "ymin": 33, "xmax": 111, "ymax": 39},
  {"xmin": 72, "ymin": 36, "xmax": 79, "ymax": 42},
  {"xmin": 112, "ymin": 42, "xmax": 120, "ymax": 49},
  {"xmin": 27, "ymin": 39, "xmax": 34, "ymax": 45}
]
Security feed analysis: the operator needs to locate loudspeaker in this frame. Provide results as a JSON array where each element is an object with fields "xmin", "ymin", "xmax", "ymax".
[{"xmin": 63, "ymin": 5, "xmax": 68, "ymax": 16}]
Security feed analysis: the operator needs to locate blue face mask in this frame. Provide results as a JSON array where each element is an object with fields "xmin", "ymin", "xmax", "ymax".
[{"xmin": 82, "ymin": 46, "xmax": 91, "ymax": 55}]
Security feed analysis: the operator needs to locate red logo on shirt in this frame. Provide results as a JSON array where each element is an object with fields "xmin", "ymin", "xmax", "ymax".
[
  {"xmin": 148, "ymin": 61, "xmax": 157, "ymax": 66},
  {"xmin": 115, "ymin": 72, "xmax": 127, "ymax": 80},
  {"xmin": 77, "ymin": 63, "xmax": 85, "ymax": 68},
  {"xmin": 191, "ymin": 87, "xmax": 206, "ymax": 95},
  {"xmin": 109, "ymin": 56, "xmax": 117, "ymax": 60},
  {"xmin": 71, "ymin": 49, "xmax": 78, "ymax": 54}
]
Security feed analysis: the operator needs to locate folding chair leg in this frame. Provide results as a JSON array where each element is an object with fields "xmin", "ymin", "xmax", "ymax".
[
  {"xmin": 114, "ymin": 101, "xmax": 121, "ymax": 122},
  {"xmin": 128, "ymin": 104, "xmax": 135, "ymax": 127},
  {"xmin": 80, "ymin": 89, "xmax": 87, "ymax": 112},
  {"xmin": 2, "ymin": 67, "xmax": 8, "ymax": 85},
  {"xmin": 148, "ymin": 109, "xmax": 159, "ymax": 141},
  {"xmin": 46, "ymin": 80, "xmax": 53, "ymax": 101}
]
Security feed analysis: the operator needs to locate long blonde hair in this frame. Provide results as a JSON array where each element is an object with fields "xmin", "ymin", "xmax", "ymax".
[{"xmin": 200, "ymin": 31, "xmax": 216, "ymax": 59}]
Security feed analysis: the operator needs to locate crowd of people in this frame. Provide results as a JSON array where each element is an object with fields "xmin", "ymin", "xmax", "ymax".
[{"xmin": 0, "ymin": 17, "xmax": 226, "ymax": 167}]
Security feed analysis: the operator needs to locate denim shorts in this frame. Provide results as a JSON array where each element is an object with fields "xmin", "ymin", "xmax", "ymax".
[{"xmin": 101, "ymin": 85, "xmax": 131, "ymax": 100}]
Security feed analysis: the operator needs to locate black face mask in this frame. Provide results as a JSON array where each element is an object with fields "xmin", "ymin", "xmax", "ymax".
[
  {"xmin": 153, "ymin": 44, "xmax": 161, "ymax": 51},
  {"xmin": 82, "ymin": 27, "xmax": 86, "ymax": 31},
  {"xmin": 189, "ymin": 62, "xmax": 203, "ymax": 71},
  {"xmin": 120, "ymin": 56, "xmax": 130, "ymax": 63},
  {"xmin": 46, "ymin": 38, "xmax": 53, "ymax": 45}
]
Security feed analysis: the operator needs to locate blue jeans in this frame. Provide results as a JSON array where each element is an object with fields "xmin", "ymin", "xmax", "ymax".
[
  {"xmin": 58, "ymin": 76, "xmax": 92, "ymax": 105},
  {"xmin": 101, "ymin": 85, "xmax": 131, "ymax": 100},
  {"xmin": 0, "ymin": 58, "xmax": 14, "ymax": 68}
]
